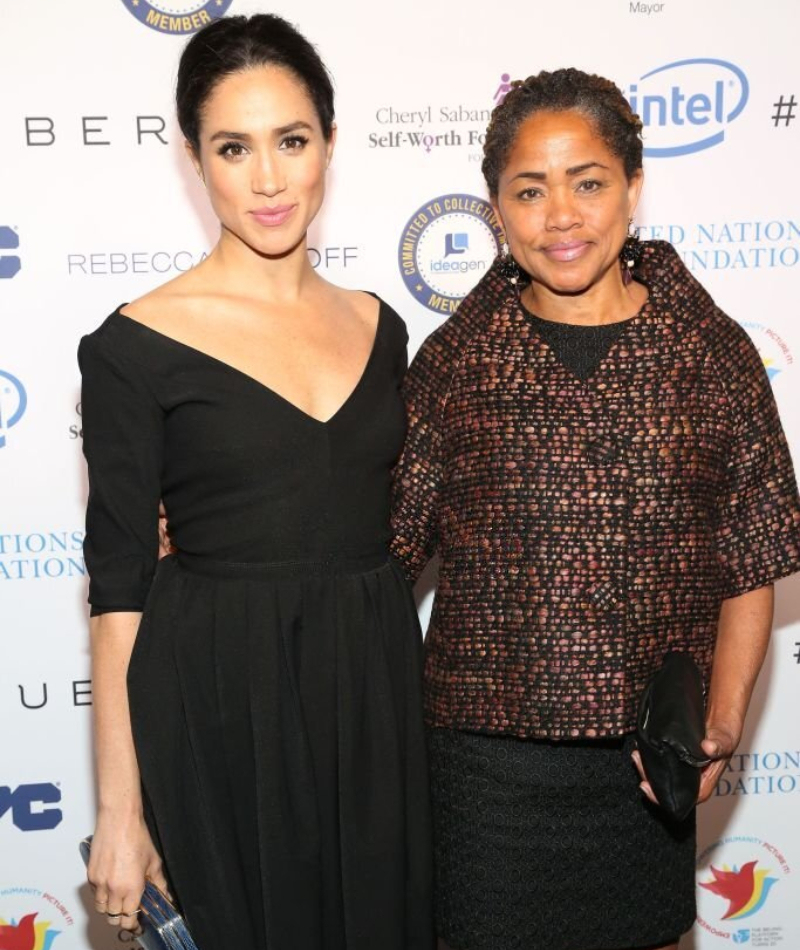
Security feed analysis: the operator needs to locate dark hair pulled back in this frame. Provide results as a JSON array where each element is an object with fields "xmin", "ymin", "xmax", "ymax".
[
  {"xmin": 482, "ymin": 67, "xmax": 643, "ymax": 196},
  {"xmin": 176, "ymin": 13, "xmax": 335, "ymax": 152}
]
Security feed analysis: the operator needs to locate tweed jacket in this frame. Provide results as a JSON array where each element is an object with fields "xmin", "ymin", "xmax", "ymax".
[{"xmin": 390, "ymin": 241, "xmax": 800, "ymax": 739}]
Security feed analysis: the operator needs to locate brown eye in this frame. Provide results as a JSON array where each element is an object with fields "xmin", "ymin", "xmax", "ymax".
[
  {"xmin": 280, "ymin": 135, "xmax": 309, "ymax": 151},
  {"xmin": 217, "ymin": 142, "xmax": 247, "ymax": 158}
]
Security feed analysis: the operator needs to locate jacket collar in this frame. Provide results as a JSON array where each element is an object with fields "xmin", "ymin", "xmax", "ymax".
[{"xmin": 457, "ymin": 239, "xmax": 717, "ymax": 337}]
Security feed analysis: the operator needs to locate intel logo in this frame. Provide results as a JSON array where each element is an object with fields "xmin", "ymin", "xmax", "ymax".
[{"xmin": 628, "ymin": 58, "xmax": 749, "ymax": 157}]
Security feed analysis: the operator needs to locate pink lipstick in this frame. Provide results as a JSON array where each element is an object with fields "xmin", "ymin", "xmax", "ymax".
[
  {"xmin": 542, "ymin": 241, "xmax": 591, "ymax": 262},
  {"xmin": 249, "ymin": 204, "xmax": 296, "ymax": 227}
]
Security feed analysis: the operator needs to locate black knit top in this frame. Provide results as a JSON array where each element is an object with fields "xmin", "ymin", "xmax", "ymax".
[{"xmin": 521, "ymin": 308, "xmax": 631, "ymax": 380}]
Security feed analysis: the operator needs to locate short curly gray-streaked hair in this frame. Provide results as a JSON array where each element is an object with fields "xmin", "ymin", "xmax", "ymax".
[{"xmin": 482, "ymin": 68, "xmax": 643, "ymax": 196}]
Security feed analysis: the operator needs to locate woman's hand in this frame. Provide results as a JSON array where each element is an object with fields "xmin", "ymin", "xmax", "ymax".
[
  {"xmin": 158, "ymin": 500, "xmax": 175, "ymax": 558},
  {"xmin": 633, "ymin": 583, "xmax": 773, "ymax": 810},
  {"xmin": 630, "ymin": 748, "xmax": 658, "ymax": 805},
  {"xmin": 88, "ymin": 811, "xmax": 169, "ymax": 931},
  {"xmin": 631, "ymin": 720, "xmax": 739, "ymax": 807},
  {"xmin": 696, "ymin": 721, "xmax": 739, "ymax": 803}
]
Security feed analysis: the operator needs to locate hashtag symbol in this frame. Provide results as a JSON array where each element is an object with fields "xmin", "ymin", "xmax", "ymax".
[
  {"xmin": 795, "ymin": 642, "xmax": 800, "ymax": 664},
  {"xmin": 772, "ymin": 95, "xmax": 797, "ymax": 127}
]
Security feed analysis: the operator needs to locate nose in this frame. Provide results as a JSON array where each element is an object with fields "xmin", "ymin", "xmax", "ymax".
[
  {"xmin": 251, "ymin": 150, "xmax": 286, "ymax": 197},
  {"xmin": 545, "ymin": 186, "xmax": 582, "ymax": 232}
]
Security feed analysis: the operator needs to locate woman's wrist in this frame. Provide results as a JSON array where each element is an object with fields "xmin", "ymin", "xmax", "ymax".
[{"xmin": 96, "ymin": 798, "xmax": 145, "ymax": 821}]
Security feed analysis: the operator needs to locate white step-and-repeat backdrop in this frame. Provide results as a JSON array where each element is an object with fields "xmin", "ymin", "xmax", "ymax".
[{"xmin": 1, "ymin": 1, "xmax": 798, "ymax": 947}]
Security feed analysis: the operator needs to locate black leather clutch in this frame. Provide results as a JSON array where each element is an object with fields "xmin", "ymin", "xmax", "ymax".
[
  {"xmin": 636, "ymin": 651, "xmax": 711, "ymax": 822},
  {"xmin": 79, "ymin": 837, "xmax": 199, "ymax": 950}
]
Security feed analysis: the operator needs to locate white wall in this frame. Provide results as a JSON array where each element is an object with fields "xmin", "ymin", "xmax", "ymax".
[{"xmin": 1, "ymin": 1, "xmax": 798, "ymax": 947}]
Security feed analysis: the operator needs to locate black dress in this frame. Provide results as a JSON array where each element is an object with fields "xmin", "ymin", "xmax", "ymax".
[{"xmin": 79, "ymin": 301, "xmax": 434, "ymax": 950}]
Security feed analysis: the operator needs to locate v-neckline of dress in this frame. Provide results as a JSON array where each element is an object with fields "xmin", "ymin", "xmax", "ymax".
[{"xmin": 111, "ymin": 301, "xmax": 385, "ymax": 426}]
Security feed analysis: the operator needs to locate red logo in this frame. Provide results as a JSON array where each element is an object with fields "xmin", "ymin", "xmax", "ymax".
[{"xmin": 0, "ymin": 913, "xmax": 37, "ymax": 950}]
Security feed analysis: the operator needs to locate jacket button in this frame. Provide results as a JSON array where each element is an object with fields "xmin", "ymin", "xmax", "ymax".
[
  {"xmin": 584, "ymin": 580, "xmax": 621, "ymax": 610},
  {"xmin": 585, "ymin": 436, "xmax": 617, "ymax": 464}
]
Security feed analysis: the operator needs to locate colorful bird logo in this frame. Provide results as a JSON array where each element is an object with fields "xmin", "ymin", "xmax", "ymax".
[
  {"xmin": 0, "ymin": 913, "xmax": 61, "ymax": 950},
  {"xmin": 699, "ymin": 860, "xmax": 779, "ymax": 920},
  {"xmin": 761, "ymin": 356, "xmax": 781, "ymax": 382}
]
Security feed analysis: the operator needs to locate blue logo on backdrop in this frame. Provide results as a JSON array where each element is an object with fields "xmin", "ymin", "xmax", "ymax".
[
  {"xmin": 0, "ymin": 226, "xmax": 20, "ymax": 279},
  {"xmin": 0, "ymin": 783, "xmax": 63, "ymax": 832},
  {"xmin": 444, "ymin": 233, "xmax": 469, "ymax": 256},
  {"xmin": 715, "ymin": 749, "xmax": 800, "ymax": 796},
  {"xmin": 628, "ymin": 58, "xmax": 749, "ymax": 157},
  {"xmin": 120, "ymin": 0, "xmax": 235, "ymax": 35},
  {"xmin": 0, "ymin": 531, "xmax": 86, "ymax": 581},
  {"xmin": 399, "ymin": 194, "xmax": 504, "ymax": 315},
  {"xmin": 0, "ymin": 371, "xmax": 27, "ymax": 448}
]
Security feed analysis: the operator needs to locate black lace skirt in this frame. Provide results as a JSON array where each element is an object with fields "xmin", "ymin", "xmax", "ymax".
[{"xmin": 428, "ymin": 729, "xmax": 696, "ymax": 950}]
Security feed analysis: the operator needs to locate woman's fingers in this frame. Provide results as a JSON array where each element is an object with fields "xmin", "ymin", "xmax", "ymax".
[
  {"xmin": 103, "ymin": 882, "xmax": 145, "ymax": 927},
  {"xmin": 147, "ymin": 855, "xmax": 172, "ymax": 899},
  {"xmin": 697, "ymin": 721, "xmax": 738, "ymax": 803},
  {"xmin": 88, "ymin": 819, "xmax": 164, "ymax": 930},
  {"xmin": 157, "ymin": 499, "xmax": 175, "ymax": 557},
  {"xmin": 89, "ymin": 858, "xmax": 145, "ymax": 928},
  {"xmin": 698, "ymin": 757, "xmax": 728, "ymax": 804},
  {"xmin": 118, "ymin": 908, "xmax": 142, "ymax": 931},
  {"xmin": 630, "ymin": 748, "xmax": 659, "ymax": 804},
  {"xmin": 93, "ymin": 893, "xmax": 109, "ymax": 913}
]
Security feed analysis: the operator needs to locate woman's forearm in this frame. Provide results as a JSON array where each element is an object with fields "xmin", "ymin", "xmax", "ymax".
[
  {"xmin": 706, "ymin": 584, "xmax": 774, "ymax": 740},
  {"xmin": 91, "ymin": 612, "xmax": 143, "ymax": 816},
  {"xmin": 690, "ymin": 584, "xmax": 775, "ymax": 802}
]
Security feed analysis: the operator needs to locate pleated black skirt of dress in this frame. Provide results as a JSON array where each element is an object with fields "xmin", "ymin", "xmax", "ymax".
[{"xmin": 130, "ymin": 552, "xmax": 433, "ymax": 950}]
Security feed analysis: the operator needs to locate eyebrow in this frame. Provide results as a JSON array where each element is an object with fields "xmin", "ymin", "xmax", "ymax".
[
  {"xmin": 510, "ymin": 161, "xmax": 610, "ymax": 182},
  {"xmin": 209, "ymin": 121, "xmax": 314, "ymax": 143}
]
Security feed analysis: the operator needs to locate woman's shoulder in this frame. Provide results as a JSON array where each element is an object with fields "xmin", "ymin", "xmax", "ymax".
[
  {"xmin": 702, "ymin": 307, "xmax": 769, "ymax": 391},
  {"xmin": 79, "ymin": 276, "xmax": 201, "ymax": 376},
  {"xmin": 114, "ymin": 268, "xmax": 211, "ymax": 336},
  {"xmin": 640, "ymin": 241, "xmax": 757, "ymax": 352},
  {"xmin": 335, "ymin": 287, "xmax": 409, "ymax": 346},
  {"xmin": 373, "ymin": 294, "xmax": 408, "ymax": 341}
]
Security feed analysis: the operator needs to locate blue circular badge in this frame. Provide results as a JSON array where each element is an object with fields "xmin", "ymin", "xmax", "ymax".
[
  {"xmin": 120, "ymin": 0, "xmax": 234, "ymax": 34},
  {"xmin": 398, "ymin": 194, "xmax": 504, "ymax": 315},
  {"xmin": 0, "ymin": 370, "xmax": 27, "ymax": 449}
]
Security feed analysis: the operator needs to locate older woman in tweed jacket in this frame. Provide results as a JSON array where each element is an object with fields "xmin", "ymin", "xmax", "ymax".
[{"xmin": 391, "ymin": 68, "xmax": 800, "ymax": 950}]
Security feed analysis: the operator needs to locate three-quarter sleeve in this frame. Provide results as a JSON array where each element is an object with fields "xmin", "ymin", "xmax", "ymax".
[
  {"xmin": 79, "ymin": 329, "xmax": 164, "ymax": 614},
  {"xmin": 713, "ymin": 324, "xmax": 800, "ymax": 598},
  {"xmin": 390, "ymin": 337, "xmax": 447, "ymax": 584}
]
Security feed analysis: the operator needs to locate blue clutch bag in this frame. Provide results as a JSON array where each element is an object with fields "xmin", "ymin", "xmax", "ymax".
[{"xmin": 79, "ymin": 837, "xmax": 200, "ymax": 950}]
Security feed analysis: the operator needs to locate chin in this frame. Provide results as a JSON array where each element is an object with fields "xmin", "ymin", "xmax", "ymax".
[
  {"xmin": 537, "ymin": 269, "xmax": 597, "ymax": 296},
  {"xmin": 241, "ymin": 226, "xmax": 307, "ymax": 260}
]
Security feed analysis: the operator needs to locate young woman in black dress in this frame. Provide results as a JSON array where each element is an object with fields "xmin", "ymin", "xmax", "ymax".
[{"xmin": 80, "ymin": 15, "xmax": 433, "ymax": 950}]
